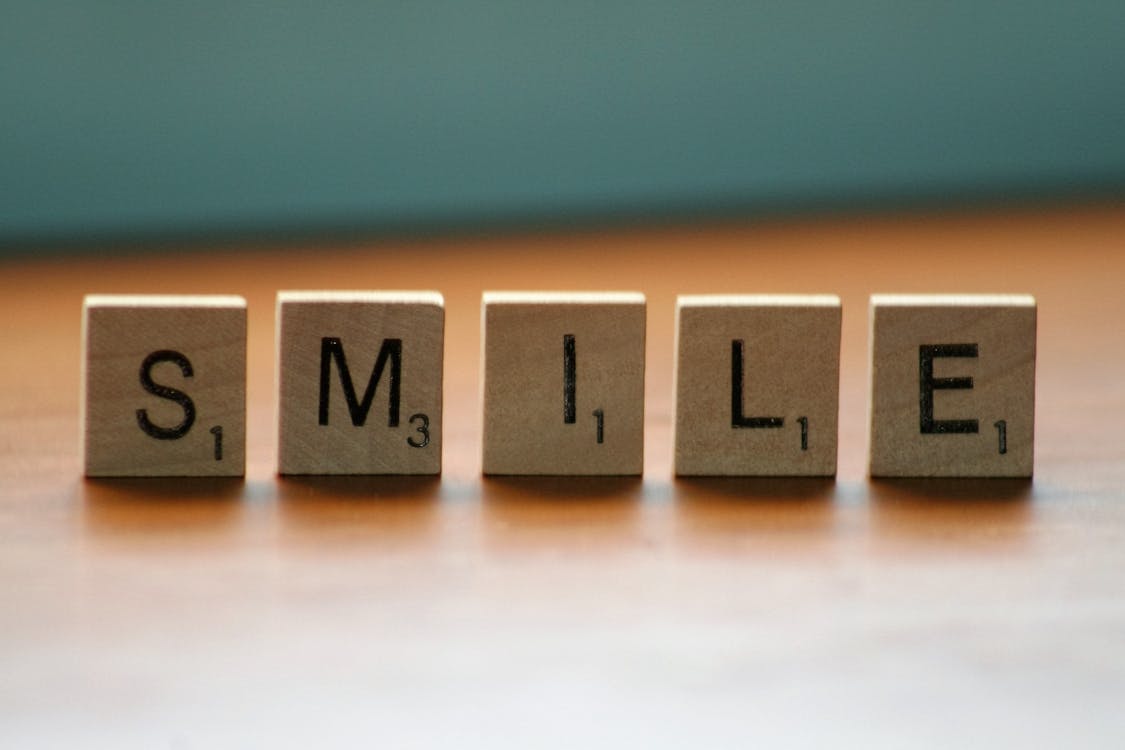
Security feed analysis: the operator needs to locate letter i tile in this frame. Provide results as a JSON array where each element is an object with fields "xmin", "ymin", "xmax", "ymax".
[{"xmin": 481, "ymin": 292, "xmax": 646, "ymax": 475}]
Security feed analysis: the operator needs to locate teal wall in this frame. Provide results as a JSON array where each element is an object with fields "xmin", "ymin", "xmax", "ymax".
[{"xmin": 2, "ymin": 2, "xmax": 1124, "ymax": 246}]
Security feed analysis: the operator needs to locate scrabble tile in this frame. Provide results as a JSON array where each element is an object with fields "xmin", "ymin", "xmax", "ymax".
[
  {"xmin": 277, "ymin": 291, "xmax": 444, "ymax": 475},
  {"xmin": 674, "ymin": 295, "xmax": 841, "ymax": 476},
  {"xmin": 82, "ymin": 295, "xmax": 247, "ymax": 477},
  {"xmin": 481, "ymin": 292, "xmax": 645, "ymax": 475},
  {"xmin": 868, "ymin": 294, "xmax": 1037, "ymax": 477}
]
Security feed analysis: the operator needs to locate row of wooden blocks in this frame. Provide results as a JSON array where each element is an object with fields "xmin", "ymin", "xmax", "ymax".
[{"xmin": 82, "ymin": 292, "xmax": 1037, "ymax": 478}]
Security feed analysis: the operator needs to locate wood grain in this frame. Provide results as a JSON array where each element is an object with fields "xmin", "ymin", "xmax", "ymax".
[
  {"xmin": 674, "ymin": 294, "xmax": 841, "ymax": 476},
  {"xmin": 2, "ymin": 204, "xmax": 1125, "ymax": 746},
  {"xmin": 481, "ymin": 292, "xmax": 646, "ymax": 475},
  {"xmin": 82, "ymin": 294, "xmax": 246, "ymax": 476},
  {"xmin": 868, "ymin": 294, "xmax": 1037, "ymax": 477},
  {"xmin": 276, "ymin": 291, "xmax": 444, "ymax": 475}
]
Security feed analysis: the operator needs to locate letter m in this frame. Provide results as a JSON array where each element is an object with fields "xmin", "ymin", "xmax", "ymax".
[{"xmin": 318, "ymin": 337, "xmax": 402, "ymax": 427}]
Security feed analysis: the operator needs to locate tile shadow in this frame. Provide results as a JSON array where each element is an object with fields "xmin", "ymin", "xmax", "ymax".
[
  {"xmin": 81, "ymin": 476, "xmax": 246, "ymax": 535},
  {"xmin": 274, "ymin": 475, "xmax": 443, "ymax": 542},
  {"xmin": 867, "ymin": 477, "xmax": 1035, "ymax": 546},
  {"xmin": 671, "ymin": 477, "xmax": 841, "ymax": 545},
  {"xmin": 481, "ymin": 475, "xmax": 644, "ymax": 503},
  {"xmin": 869, "ymin": 477, "xmax": 1034, "ymax": 503},
  {"xmin": 675, "ymin": 476, "xmax": 839, "ymax": 503},
  {"xmin": 478, "ymin": 476, "xmax": 645, "ymax": 551},
  {"xmin": 276, "ymin": 475, "xmax": 443, "ymax": 502}
]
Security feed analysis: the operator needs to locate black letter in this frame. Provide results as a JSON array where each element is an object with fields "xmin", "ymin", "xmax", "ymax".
[
  {"xmin": 919, "ymin": 343, "xmax": 979, "ymax": 434},
  {"xmin": 731, "ymin": 340, "xmax": 783, "ymax": 429},
  {"xmin": 319, "ymin": 337, "xmax": 401, "ymax": 427},
  {"xmin": 136, "ymin": 350, "xmax": 196, "ymax": 440},
  {"xmin": 563, "ymin": 334, "xmax": 576, "ymax": 424}
]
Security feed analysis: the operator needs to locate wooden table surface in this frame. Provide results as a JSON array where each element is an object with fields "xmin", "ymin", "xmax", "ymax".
[{"xmin": 3, "ymin": 205, "xmax": 1125, "ymax": 747}]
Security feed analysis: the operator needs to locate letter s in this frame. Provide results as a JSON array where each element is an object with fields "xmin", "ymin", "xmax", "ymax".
[{"xmin": 135, "ymin": 349, "xmax": 196, "ymax": 440}]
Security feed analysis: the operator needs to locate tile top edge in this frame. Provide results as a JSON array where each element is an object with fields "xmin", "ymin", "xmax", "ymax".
[
  {"xmin": 870, "ymin": 293, "xmax": 1036, "ymax": 307},
  {"xmin": 483, "ymin": 291, "xmax": 646, "ymax": 304},
  {"xmin": 677, "ymin": 294, "xmax": 841, "ymax": 307},
  {"xmin": 277, "ymin": 290, "xmax": 444, "ymax": 305},
  {"xmin": 84, "ymin": 294, "xmax": 247, "ymax": 308}
]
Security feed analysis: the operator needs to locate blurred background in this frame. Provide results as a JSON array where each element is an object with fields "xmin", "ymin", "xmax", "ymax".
[{"xmin": 2, "ymin": 1, "xmax": 1124, "ymax": 252}]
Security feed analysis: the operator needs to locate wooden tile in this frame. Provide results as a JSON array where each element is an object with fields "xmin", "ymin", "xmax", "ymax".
[
  {"xmin": 277, "ymin": 291, "xmax": 444, "ymax": 475},
  {"xmin": 82, "ymin": 295, "xmax": 247, "ymax": 477},
  {"xmin": 673, "ymin": 295, "xmax": 841, "ymax": 476},
  {"xmin": 481, "ymin": 292, "xmax": 645, "ymax": 475},
  {"xmin": 868, "ymin": 294, "xmax": 1037, "ymax": 477}
]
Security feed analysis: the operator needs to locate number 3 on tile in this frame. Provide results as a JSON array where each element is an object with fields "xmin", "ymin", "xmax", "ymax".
[{"xmin": 408, "ymin": 413, "xmax": 430, "ymax": 448}]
